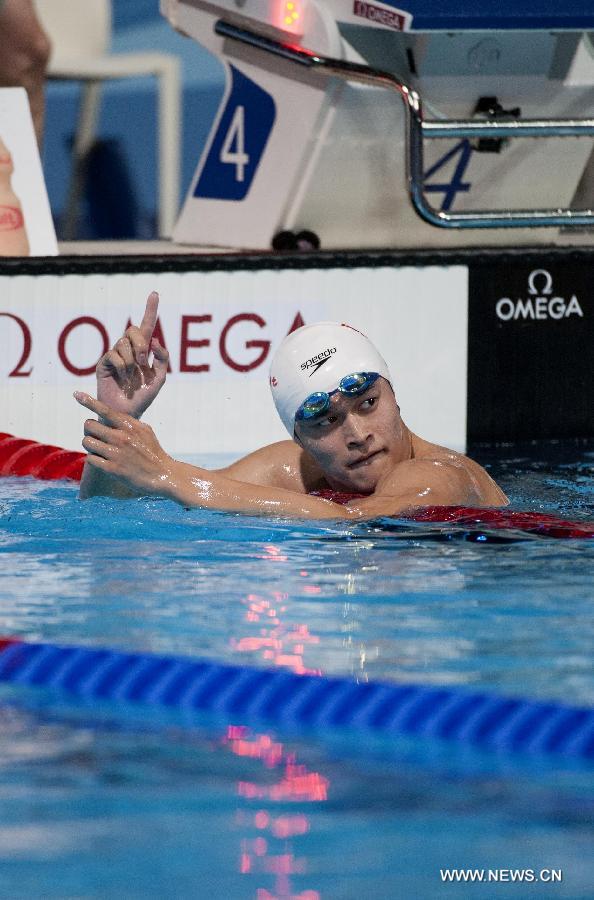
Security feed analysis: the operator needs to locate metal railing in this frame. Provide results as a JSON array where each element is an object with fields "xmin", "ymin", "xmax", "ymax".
[{"xmin": 215, "ymin": 19, "xmax": 594, "ymax": 229}]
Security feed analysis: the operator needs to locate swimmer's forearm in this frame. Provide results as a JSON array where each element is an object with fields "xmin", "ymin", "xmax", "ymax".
[
  {"xmin": 73, "ymin": 393, "xmax": 354, "ymax": 516},
  {"xmin": 79, "ymin": 458, "xmax": 142, "ymax": 500},
  {"xmin": 161, "ymin": 461, "xmax": 358, "ymax": 519}
]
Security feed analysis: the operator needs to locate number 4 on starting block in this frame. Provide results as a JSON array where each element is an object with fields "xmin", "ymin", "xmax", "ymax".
[{"xmin": 194, "ymin": 66, "xmax": 276, "ymax": 201}]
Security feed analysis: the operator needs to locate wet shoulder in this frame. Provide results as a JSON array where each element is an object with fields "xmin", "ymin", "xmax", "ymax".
[
  {"xmin": 259, "ymin": 441, "xmax": 327, "ymax": 492},
  {"xmin": 411, "ymin": 435, "xmax": 508, "ymax": 505},
  {"xmin": 219, "ymin": 441, "xmax": 325, "ymax": 492}
]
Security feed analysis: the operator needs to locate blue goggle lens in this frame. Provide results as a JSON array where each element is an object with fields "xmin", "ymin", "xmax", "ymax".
[
  {"xmin": 295, "ymin": 372, "xmax": 380, "ymax": 422},
  {"xmin": 298, "ymin": 392, "xmax": 330, "ymax": 419},
  {"xmin": 339, "ymin": 372, "xmax": 375, "ymax": 394}
]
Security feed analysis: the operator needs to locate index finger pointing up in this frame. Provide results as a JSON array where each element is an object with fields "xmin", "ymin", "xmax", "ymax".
[{"xmin": 139, "ymin": 291, "xmax": 159, "ymax": 341}]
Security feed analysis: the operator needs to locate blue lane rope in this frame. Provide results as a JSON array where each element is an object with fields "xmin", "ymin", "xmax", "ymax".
[{"xmin": 1, "ymin": 638, "xmax": 593, "ymax": 761}]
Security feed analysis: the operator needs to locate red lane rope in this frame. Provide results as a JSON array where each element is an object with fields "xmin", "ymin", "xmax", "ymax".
[
  {"xmin": 408, "ymin": 505, "xmax": 594, "ymax": 539},
  {"xmin": 1, "ymin": 435, "xmax": 592, "ymax": 538},
  {"xmin": 0, "ymin": 636, "xmax": 20, "ymax": 653},
  {"xmin": 311, "ymin": 491, "xmax": 594, "ymax": 539},
  {"xmin": 0, "ymin": 434, "xmax": 85, "ymax": 481}
]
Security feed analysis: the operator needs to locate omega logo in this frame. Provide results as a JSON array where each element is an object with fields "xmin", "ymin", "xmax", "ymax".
[
  {"xmin": 495, "ymin": 269, "xmax": 584, "ymax": 322},
  {"xmin": 1, "ymin": 310, "xmax": 306, "ymax": 378}
]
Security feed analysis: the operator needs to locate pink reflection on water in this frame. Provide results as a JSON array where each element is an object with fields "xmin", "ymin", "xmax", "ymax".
[
  {"xmin": 257, "ymin": 544, "xmax": 289, "ymax": 562},
  {"xmin": 223, "ymin": 725, "xmax": 326, "ymax": 899},
  {"xmin": 257, "ymin": 890, "xmax": 320, "ymax": 900},
  {"xmin": 225, "ymin": 544, "xmax": 327, "ymax": 896},
  {"xmin": 232, "ymin": 590, "xmax": 322, "ymax": 677}
]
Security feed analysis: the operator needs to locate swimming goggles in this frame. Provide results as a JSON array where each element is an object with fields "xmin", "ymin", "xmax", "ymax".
[{"xmin": 295, "ymin": 372, "xmax": 380, "ymax": 422}]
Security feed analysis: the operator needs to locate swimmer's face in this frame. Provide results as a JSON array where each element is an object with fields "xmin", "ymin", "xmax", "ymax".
[{"xmin": 294, "ymin": 376, "xmax": 409, "ymax": 493}]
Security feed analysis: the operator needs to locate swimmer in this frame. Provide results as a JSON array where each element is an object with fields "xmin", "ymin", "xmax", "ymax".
[{"xmin": 74, "ymin": 292, "xmax": 508, "ymax": 519}]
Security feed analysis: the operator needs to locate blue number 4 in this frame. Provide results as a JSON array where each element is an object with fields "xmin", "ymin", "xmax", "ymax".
[{"xmin": 424, "ymin": 140, "xmax": 473, "ymax": 211}]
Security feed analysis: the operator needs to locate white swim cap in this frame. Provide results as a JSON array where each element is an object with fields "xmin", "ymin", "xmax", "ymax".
[{"xmin": 269, "ymin": 322, "xmax": 392, "ymax": 434}]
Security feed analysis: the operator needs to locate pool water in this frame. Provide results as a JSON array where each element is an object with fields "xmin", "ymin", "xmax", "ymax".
[{"xmin": 0, "ymin": 443, "xmax": 593, "ymax": 898}]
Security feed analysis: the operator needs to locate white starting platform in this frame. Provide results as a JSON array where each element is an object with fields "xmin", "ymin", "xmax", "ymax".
[{"xmin": 163, "ymin": 0, "xmax": 594, "ymax": 250}]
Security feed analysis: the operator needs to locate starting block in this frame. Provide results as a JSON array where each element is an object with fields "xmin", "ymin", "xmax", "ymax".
[{"xmin": 161, "ymin": 0, "xmax": 594, "ymax": 250}]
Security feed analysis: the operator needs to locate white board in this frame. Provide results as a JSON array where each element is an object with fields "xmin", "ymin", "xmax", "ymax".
[
  {"xmin": 0, "ymin": 266, "xmax": 468, "ymax": 457},
  {"xmin": 0, "ymin": 88, "xmax": 57, "ymax": 257}
]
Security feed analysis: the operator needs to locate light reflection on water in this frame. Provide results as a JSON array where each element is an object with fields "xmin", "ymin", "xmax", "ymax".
[
  {"xmin": 1, "ymin": 693, "xmax": 594, "ymax": 899},
  {"xmin": 0, "ymin": 445, "xmax": 593, "ymax": 897},
  {"xmin": 0, "ymin": 467, "xmax": 592, "ymax": 703}
]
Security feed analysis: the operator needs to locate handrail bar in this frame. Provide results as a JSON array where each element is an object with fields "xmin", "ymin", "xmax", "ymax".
[{"xmin": 423, "ymin": 120, "xmax": 594, "ymax": 139}]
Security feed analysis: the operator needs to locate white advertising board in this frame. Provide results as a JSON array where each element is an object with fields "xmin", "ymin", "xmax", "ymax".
[
  {"xmin": 0, "ymin": 88, "xmax": 57, "ymax": 257},
  {"xmin": 0, "ymin": 266, "xmax": 468, "ymax": 458}
]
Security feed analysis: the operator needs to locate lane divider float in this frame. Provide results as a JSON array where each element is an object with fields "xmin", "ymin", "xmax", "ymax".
[
  {"xmin": 1, "ymin": 637, "xmax": 593, "ymax": 761},
  {"xmin": 0, "ymin": 433, "xmax": 84, "ymax": 481},
  {"xmin": 313, "ymin": 491, "xmax": 594, "ymax": 539}
]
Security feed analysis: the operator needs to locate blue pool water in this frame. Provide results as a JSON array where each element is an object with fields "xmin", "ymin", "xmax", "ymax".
[{"xmin": 0, "ymin": 444, "xmax": 593, "ymax": 898}]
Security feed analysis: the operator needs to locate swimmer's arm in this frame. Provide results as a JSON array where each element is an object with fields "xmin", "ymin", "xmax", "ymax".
[
  {"xmin": 79, "ymin": 438, "xmax": 299, "ymax": 501},
  {"xmin": 74, "ymin": 393, "xmax": 355, "ymax": 517},
  {"xmin": 79, "ymin": 458, "xmax": 142, "ymax": 500},
  {"xmin": 159, "ymin": 460, "xmax": 362, "ymax": 518},
  {"xmin": 345, "ymin": 457, "xmax": 507, "ymax": 517}
]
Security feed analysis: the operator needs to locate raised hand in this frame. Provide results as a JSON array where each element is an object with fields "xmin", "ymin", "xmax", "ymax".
[{"xmin": 96, "ymin": 291, "xmax": 169, "ymax": 419}]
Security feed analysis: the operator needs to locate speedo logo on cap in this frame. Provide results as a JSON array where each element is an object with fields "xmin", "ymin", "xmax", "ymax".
[{"xmin": 300, "ymin": 347, "xmax": 336, "ymax": 375}]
